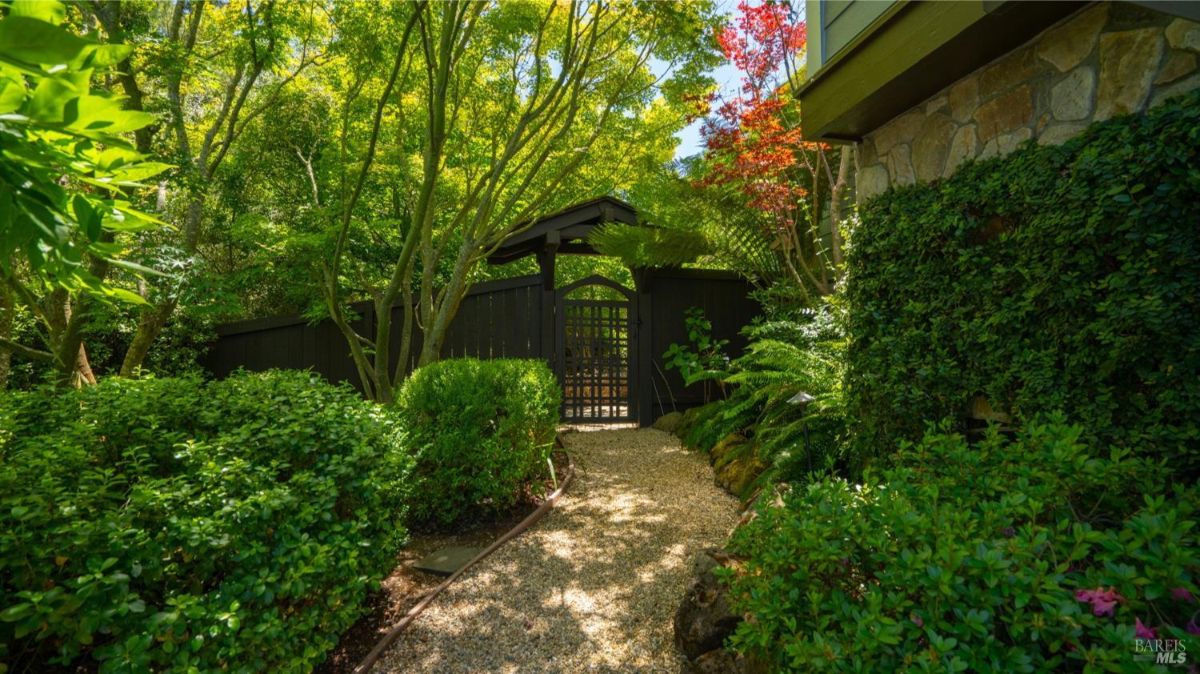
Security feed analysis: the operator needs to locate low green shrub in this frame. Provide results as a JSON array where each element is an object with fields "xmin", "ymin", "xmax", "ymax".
[
  {"xmin": 848, "ymin": 90, "xmax": 1200, "ymax": 479},
  {"xmin": 0, "ymin": 371, "xmax": 411, "ymax": 673},
  {"xmin": 727, "ymin": 419, "xmax": 1199, "ymax": 672},
  {"xmin": 397, "ymin": 358, "xmax": 560, "ymax": 525}
]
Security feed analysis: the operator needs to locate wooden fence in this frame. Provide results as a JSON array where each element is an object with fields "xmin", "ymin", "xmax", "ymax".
[{"xmin": 202, "ymin": 269, "xmax": 759, "ymax": 425}]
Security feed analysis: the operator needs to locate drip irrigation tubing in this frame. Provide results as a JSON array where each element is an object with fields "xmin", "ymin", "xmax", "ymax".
[{"xmin": 353, "ymin": 452, "xmax": 576, "ymax": 674}]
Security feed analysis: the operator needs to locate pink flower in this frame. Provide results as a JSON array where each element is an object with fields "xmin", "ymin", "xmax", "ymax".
[
  {"xmin": 1171, "ymin": 587, "xmax": 1195, "ymax": 602},
  {"xmin": 1075, "ymin": 587, "xmax": 1125, "ymax": 617},
  {"xmin": 910, "ymin": 612, "xmax": 924, "ymax": 628},
  {"xmin": 1187, "ymin": 614, "xmax": 1200, "ymax": 636},
  {"xmin": 1135, "ymin": 617, "xmax": 1157, "ymax": 640}
]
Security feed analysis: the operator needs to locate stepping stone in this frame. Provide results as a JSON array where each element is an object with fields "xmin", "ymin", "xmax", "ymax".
[{"xmin": 413, "ymin": 546, "xmax": 483, "ymax": 576}]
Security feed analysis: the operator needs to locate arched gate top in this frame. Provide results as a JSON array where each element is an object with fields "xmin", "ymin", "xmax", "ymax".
[{"xmin": 556, "ymin": 274, "xmax": 635, "ymax": 302}]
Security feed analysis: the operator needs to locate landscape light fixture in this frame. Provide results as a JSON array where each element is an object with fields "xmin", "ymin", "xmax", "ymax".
[
  {"xmin": 788, "ymin": 391, "xmax": 816, "ymax": 406},
  {"xmin": 788, "ymin": 391, "xmax": 816, "ymax": 473}
]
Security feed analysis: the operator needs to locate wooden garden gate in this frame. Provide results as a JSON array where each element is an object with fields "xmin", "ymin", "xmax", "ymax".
[{"xmin": 556, "ymin": 276, "xmax": 635, "ymax": 422}]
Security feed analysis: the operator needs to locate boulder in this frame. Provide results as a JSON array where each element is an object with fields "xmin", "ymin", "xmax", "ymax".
[
  {"xmin": 1154, "ymin": 51, "xmax": 1196, "ymax": 85},
  {"xmin": 912, "ymin": 113, "xmax": 955, "ymax": 182},
  {"xmin": 675, "ymin": 550, "xmax": 742, "ymax": 663},
  {"xmin": 675, "ymin": 406, "xmax": 706, "ymax": 448},
  {"xmin": 974, "ymin": 85, "xmax": 1033, "ymax": 143},
  {"xmin": 1036, "ymin": 3, "xmax": 1108, "ymax": 72},
  {"xmin": 947, "ymin": 74, "xmax": 980, "ymax": 123},
  {"xmin": 1050, "ymin": 67, "xmax": 1096, "ymax": 121},
  {"xmin": 943, "ymin": 124, "xmax": 978, "ymax": 178},
  {"xmin": 707, "ymin": 434, "xmax": 768, "ymax": 499},
  {"xmin": 715, "ymin": 453, "xmax": 767, "ymax": 500},
  {"xmin": 857, "ymin": 163, "xmax": 889, "ymax": 201},
  {"xmin": 675, "ymin": 550, "xmax": 771, "ymax": 674},
  {"xmin": 885, "ymin": 143, "xmax": 916, "ymax": 186},
  {"xmin": 1095, "ymin": 28, "xmax": 1164, "ymax": 120},
  {"xmin": 651, "ymin": 411, "xmax": 684, "ymax": 434},
  {"xmin": 688, "ymin": 649, "xmax": 743, "ymax": 674}
]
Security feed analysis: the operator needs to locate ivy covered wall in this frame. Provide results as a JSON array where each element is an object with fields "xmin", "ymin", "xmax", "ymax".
[{"xmin": 845, "ymin": 90, "xmax": 1200, "ymax": 480}]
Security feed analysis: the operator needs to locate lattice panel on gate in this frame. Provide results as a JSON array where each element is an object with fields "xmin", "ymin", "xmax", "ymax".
[{"xmin": 560, "ymin": 298, "xmax": 631, "ymax": 421}]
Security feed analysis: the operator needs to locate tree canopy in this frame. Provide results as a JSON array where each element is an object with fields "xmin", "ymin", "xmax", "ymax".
[{"xmin": 0, "ymin": 0, "xmax": 810, "ymax": 393}]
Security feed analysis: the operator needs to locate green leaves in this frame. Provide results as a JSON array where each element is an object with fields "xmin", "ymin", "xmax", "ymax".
[
  {"xmin": 847, "ymin": 89, "xmax": 1200, "ymax": 480},
  {"xmin": 677, "ymin": 306, "xmax": 848, "ymax": 485},
  {"xmin": 589, "ymin": 221, "xmax": 712, "ymax": 268},
  {"xmin": 663, "ymin": 307, "xmax": 730, "ymax": 387},
  {"xmin": 0, "ymin": 14, "xmax": 129, "ymax": 71},
  {"xmin": 726, "ymin": 422, "xmax": 1200, "ymax": 672},
  {"xmin": 397, "ymin": 358, "xmax": 560, "ymax": 525},
  {"xmin": 0, "ymin": 4, "xmax": 167, "ymax": 298},
  {"xmin": 0, "ymin": 372, "xmax": 413, "ymax": 672}
]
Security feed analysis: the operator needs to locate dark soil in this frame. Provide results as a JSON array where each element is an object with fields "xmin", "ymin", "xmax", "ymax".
[{"xmin": 315, "ymin": 449, "xmax": 571, "ymax": 674}]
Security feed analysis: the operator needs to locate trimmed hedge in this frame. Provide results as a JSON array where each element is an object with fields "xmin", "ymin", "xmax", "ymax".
[
  {"xmin": 397, "ymin": 358, "xmax": 560, "ymax": 525},
  {"xmin": 0, "ymin": 371, "xmax": 411, "ymax": 673},
  {"xmin": 847, "ymin": 91, "xmax": 1200, "ymax": 479},
  {"xmin": 728, "ymin": 420, "xmax": 1199, "ymax": 672}
]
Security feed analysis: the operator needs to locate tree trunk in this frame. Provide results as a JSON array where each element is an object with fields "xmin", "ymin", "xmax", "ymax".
[
  {"xmin": 49, "ymin": 292, "xmax": 102, "ymax": 387},
  {"xmin": 828, "ymin": 146, "xmax": 854, "ymax": 267},
  {"xmin": 72, "ymin": 344, "xmax": 98, "ymax": 387},
  {"xmin": 0, "ymin": 281, "xmax": 12, "ymax": 390},
  {"xmin": 417, "ymin": 246, "xmax": 473, "ymax": 366},
  {"xmin": 119, "ymin": 196, "xmax": 202, "ymax": 376},
  {"xmin": 120, "ymin": 301, "xmax": 176, "ymax": 377}
]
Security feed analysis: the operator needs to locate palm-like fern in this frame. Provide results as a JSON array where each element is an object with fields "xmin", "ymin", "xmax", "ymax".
[{"xmin": 588, "ymin": 222, "xmax": 711, "ymax": 268}]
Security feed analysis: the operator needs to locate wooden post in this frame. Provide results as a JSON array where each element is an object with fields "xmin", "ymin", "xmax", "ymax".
[
  {"xmin": 537, "ymin": 232, "xmax": 559, "ymax": 377},
  {"xmin": 633, "ymin": 267, "xmax": 655, "ymax": 427}
]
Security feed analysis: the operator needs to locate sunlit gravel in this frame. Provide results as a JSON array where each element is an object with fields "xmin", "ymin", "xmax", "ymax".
[{"xmin": 376, "ymin": 426, "xmax": 740, "ymax": 673}]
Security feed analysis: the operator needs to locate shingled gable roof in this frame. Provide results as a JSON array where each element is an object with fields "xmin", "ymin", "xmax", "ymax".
[{"xmin": 487, "ymin": 196, "xmax": 639, "ymax": 264}]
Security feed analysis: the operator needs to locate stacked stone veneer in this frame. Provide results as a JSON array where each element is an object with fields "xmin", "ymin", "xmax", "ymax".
[{"xmin": 857, "ymin": 2, "xmax": 1200, "ymax": 201}]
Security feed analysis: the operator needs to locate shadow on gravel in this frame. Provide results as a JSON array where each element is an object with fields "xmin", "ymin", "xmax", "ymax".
[{"xmin": 378, "ymin": 428, "xmax": 739, "ymax": 674}]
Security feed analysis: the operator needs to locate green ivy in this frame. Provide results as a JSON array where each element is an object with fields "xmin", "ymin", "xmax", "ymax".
[
  {"xmin": 663, "ymin": 306, "xmax": 731, "ymax": 401},
  {"xmin": 397, "ymin": 358, "xmax": 561, "ymax": 526},
  {"xmin": 0, "ymin": 371, "xmax": 412, "ymax": 673},
  {"xmin": 847, "ymin": 91, "xmax": 1200, "ymax": 480}
]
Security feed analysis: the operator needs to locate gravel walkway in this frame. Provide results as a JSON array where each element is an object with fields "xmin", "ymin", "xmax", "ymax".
[{"xmin": 376, "ymin": 427, "xmax": 741, "ymax": 674}]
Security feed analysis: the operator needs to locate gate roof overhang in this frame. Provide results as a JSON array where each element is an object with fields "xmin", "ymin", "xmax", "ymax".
[{"xmin": 487, "ymin": 196, "xmax": 638, "ymax": 265}]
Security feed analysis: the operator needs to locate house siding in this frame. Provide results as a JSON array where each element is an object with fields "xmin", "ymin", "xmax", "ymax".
[
  {"xmin": 856, "ymin": 2, "xmax": 1200, "ymax": 201},
  {"xmin": 822, "ymin": 0, "xmax": 894, "ymax": 65}
]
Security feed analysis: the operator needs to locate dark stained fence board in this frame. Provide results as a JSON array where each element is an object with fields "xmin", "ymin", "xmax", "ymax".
[
  {"xmin": 641, "ymin": 269, "xmax": 760, "ymax": 422},
  {"xmin": 202, "ymin": 269, "xmax": 759, "ymax": 424}
]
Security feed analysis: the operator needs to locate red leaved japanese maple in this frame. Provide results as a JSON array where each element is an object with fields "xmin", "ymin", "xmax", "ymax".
[{"xmin": 699, "ymin": 0, "xmax": 852, "ymax": 298}]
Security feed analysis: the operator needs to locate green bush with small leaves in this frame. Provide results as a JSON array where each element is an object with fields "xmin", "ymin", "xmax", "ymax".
[
  {"xmin": 397, "ymin": 358, "xmax": 561, "ymax": 525},
  {"xmin": 0, "ymin": 371, "xmax": 412, "ymax": 673},
  {"xmin": 727, "ymin": 420, "xmax": 1199, "ymax": 672},
  {"xmin": 847, "ymin": 90, "xmax": 1200, "ymax": 480}
]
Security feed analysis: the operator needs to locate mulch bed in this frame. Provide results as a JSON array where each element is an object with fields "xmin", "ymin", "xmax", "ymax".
[{"xmin": 316, "ymin": 449, "xmax": 571, "ymax": 674}]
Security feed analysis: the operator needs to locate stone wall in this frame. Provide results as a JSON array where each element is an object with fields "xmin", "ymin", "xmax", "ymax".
[{"xmin": 857, "ymin": 2, "xmax": 1200, "ymax": 201}]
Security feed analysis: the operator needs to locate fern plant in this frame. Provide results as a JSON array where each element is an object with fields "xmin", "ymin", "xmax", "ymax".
[{"xmin": 682, "ymin": 305, "xmax": 849, "ymax": 485}]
